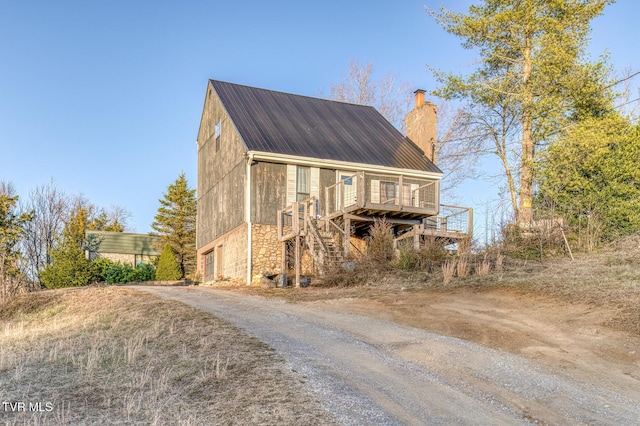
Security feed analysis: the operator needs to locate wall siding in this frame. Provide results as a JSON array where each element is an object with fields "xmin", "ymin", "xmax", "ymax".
[
  {"xmin": 251, "ymin": 162, "xmax": 287, "ymax": 225},
  {"xmin": 319, "ymin": 168, "xmax": 335, "ymax": 216},
  {"xmin": 197, "ymin": 82, "xmax": 247, "ymax": 250}
]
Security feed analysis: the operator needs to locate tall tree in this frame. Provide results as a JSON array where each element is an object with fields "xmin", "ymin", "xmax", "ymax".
[
  {"xmin": 151, "ymin": 173, "xmax": 197, "ymax": 278},
  {"xmin": 0, "ymin": 182, "xmax": 33, "ymax": 301},
  {"xmin": 538, "ymin": 113, "xmax": 640, "ymax": 246},
  {"xmin": 428, "ymin": 0, "xmax": 614, "ymax": 223}
]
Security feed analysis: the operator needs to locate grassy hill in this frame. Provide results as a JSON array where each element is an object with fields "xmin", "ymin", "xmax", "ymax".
[{"xmin": 0, "ymin": 286, "xmax": 330, "ymax": 425}]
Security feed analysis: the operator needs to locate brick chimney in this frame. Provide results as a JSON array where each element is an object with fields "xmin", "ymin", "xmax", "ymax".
[{"xmin": 405, "ymin": 89, "xmax": 437, "ymax": 164}]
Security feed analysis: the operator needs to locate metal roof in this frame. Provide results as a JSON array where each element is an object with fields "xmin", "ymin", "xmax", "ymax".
[
  {"xmin": 86, "ymin": 231, "xmax": 161, "ymax": 256},
  {"xmin": 210, "ymin": 80, "xmax": 442, "ymax": 174}
]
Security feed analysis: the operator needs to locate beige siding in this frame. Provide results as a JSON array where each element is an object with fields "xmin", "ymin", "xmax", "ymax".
[
  {"xmin": 197, "ymin": 82, "xmax": 247, "ymax": 251},
  {"xmin": 286, "ymin": 164, "xmax": 296, "ymax": 206},
  {"xmin": 251, "ymin": 162, "xmax": 287, "ymax": 225}
]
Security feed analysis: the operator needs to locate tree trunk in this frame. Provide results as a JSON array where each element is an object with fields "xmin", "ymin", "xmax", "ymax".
[{"xmin": 519, "ymin": 33, "xmax": 534, "ymax": 225}]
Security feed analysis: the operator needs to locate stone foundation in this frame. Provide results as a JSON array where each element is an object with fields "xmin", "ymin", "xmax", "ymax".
[
  {"xmin": 197, "ymin": 223, "xmax": 248, "ymax": 285},
  {"xmin": 251, "ymin": 224, "xmax": 281, "ymax": 283}
]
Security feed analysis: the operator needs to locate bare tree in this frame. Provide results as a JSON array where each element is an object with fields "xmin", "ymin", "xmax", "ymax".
[
  {"xmin": 329, "ymin": 59, "xmax": 480, "ymax": 199},
  {"xmin": 434, "ymin": 101, "xmax": 483, "ymax": 197},
  {"xmin": 330, "ymin": 59, "xmax": 411, "ymax": 132},
  {"xmin": 19, "ymin": 180, "xmax": 69, "ymax": 282}
]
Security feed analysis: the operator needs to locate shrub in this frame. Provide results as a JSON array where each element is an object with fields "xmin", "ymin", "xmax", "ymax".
[
  {"xmin": 90, "ymin": 258, "xmax": 115, "ymax": 282},
  {"xmin": 156, "ymin": 244, "xmax": 182, "ymax": 280},
  {"xmin": 396, "ymin": 242, "xmax": 419, "ymax": 271},
  {"xmin": 101, "ymin": 262, "xmax": 156, "ymax": 284},
  {"xmin": 135, "ymin": 263, "xmax": 155, "ymax": 281},
  {"xmin": 366, "ymin": 218, "xmax": 394, "ymax": 267},
  {"xmin": 417, "ymin": 236, "xmax": 448, "ymax": 273}
]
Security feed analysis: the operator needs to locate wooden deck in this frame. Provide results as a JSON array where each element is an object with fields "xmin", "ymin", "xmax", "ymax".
[{"xmin": 275, "ymin": 172, "xmax": 473, "ymax": 285}]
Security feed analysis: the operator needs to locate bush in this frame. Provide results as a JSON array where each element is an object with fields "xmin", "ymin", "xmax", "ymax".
[
  {"xmin": 396, "ymin": 242, "xmax": 419, "ymax": 271},
  {"xmin": 90, "ymin": 258, "xmax": 115, "ymax": 282},
  {"xmin": 156, "ymin": 244, "xmax": 182, "ymax": 280},
  {"xmin": 102, "ymin": 262, "xmax": 156, "ymax": 284},
  {"xmin": 366, "ymin": 218, "xmax": 394, "ymax": 267},
  {"xmin": 136, "ymin": 263, "xmax": 155, "ymax": 281}
]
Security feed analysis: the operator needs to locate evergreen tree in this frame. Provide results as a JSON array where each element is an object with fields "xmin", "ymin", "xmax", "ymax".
[
  {"xmin": 155, "ymin": 243, "xmax": 182, "ymax": 281},
  {"xmin": 428, "ymin": 0, "xmax": 614, "ymax": 223},
  {"xmin": 0, "ymin": 183, "xmax": 33, "ymax": 300},
  {"xmin": 538, "ymin": 113, "xmax": 640, "ymax": 245},
  {"xmin": 40, "ymin": 204, "xmax": 93, "ymax": 288},
  {"xmin": 151, "ymin": 173, "xmax": 197, "ymax": 278}
]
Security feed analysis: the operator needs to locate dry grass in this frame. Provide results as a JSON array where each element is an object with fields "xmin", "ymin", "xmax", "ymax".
[
  {"xmin": 0, "ymin": 286, "xmax": 332, "ymax": 425},
  {"xmin": 234, "ymin": 240, "xmax": 640, "ymax": 336},
  {"xmin": 474, "ymin": 256, "xmax": 491, "ymax": 277},
  {"xmin": 441, "ymin": 260, "xmax": 457, "ymax": 285}
]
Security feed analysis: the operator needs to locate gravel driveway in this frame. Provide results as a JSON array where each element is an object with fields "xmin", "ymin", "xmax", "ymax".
[{"xmin": 132, "ymin": 286, "xmax": 640, "ymax": 425}]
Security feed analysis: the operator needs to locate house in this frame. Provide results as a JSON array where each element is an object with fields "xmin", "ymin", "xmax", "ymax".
[
  {"xmin": 196, "ymin": 80, "xmax": 472, "ymax": 285},
  {"xmin": 85, "ymin": 231, "xmax": 161, "ymax": 266}
]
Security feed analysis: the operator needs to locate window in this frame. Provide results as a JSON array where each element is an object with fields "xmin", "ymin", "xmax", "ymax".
[
  {"xmin": 379, "ymin": 182, "xmax": 411, "ymax": 205},
  {"xmin": 380, "ymin": 182, "xmax": 397, "ymax": 204},
  {"xmin": 204, "ymin": 251, "xmax": 215, "ymax": 282},
  {"xmin": 296, "ymin": 166, "xmax": 310, "ymax": 201},
  {"xmin": 339, "ymin": 173, "xmax": 357, "ymax": 207},
  {"xmin": 215, "ymin": 121, "xmax": 221, "ymax": 152}
]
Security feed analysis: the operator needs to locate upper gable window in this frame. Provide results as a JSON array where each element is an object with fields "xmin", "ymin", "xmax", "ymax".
[{"xmin": 215, "ymin": 121, "xmax": 221, "ymax": 151}]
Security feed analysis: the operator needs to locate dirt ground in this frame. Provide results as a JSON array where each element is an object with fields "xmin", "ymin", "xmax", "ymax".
[
  {"xmin": 230, "ymin": 246, "xmax": 640, "ymax": 401},
  {"xmin": 308, "ymin": 286, "xmax": 640, "ymax": 390},
  {"xmin": 140, "ymin": 283, "xmax": 640, "ymax": 424}
]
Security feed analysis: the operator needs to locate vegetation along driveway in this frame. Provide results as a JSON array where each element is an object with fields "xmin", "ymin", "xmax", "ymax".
[{"xmin": 133, "ymin": 285, "xmax": 640, "ymax": 425}]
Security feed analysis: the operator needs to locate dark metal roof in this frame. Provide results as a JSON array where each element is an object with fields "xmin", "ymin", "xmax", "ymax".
[{"xmin": 210, "ymin": 80, "xmax": 442, "ymax": 174}]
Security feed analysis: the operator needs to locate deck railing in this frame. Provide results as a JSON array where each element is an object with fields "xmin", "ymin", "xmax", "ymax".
[
  {"xmin": 424, "ymin": 205, "xmax": 473, "ymax": 236},
  {"xmin": 324, "ymin": 171, "xmax": 439, "ymax": 217},
  {"xmin": 277, "ymin": 196, "xmax": 319, "ymax": 241}
]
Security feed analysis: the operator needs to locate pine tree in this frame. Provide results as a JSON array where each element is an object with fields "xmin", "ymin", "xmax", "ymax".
[
  {"xmin": 40, "ymin": 204, "xmax": 93, "ymax": 288},
  {"xmin": 151, "ymin": 173, "xmax": 197, "ymax": 278},
  {"xmin": 0, "ymin": 183, "xmax": 33, "ymax": 300},
  {"xmin": 428, "ymin": 0, "xmax": 614, "ymax": 224},
  {"xmin": 155, "ymin": 243, "xmax": 182, "ymax": 281},
  {"xmin": 538, "ymin": 113, "xmax": 640, "ymax": 245}
]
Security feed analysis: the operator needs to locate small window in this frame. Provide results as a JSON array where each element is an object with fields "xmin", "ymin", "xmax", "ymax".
[
  {"xmin": 380, "ymin": 182, "xmax": 397, "ymax": 204},
  {"xmin": 296, "ymin": 166, "xmax": 310, "ymax": 201},
  {"xmin": 204, "ymin": 251, "xmax": 215, "ymax": 282},
  {"xmin": 215, "ymin": 121, "xmax": 221, "ymax": 151}
]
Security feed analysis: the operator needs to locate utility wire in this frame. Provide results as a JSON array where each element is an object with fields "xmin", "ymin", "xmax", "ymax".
[{"xmin": 603, "ymin": 71, "xmax": 640, "ymax": 91}]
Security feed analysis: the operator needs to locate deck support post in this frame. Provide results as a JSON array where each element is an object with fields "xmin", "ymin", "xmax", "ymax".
[
  {"xmin": 280, "ymin": 241, "xmax": 287, "ymax": 277},
  {"xmin": 295, "ymin": 235, "xmax": 301, "ymax": 288},
  {"xmin": 343, "ymin": 217, "xmax": 351, "ymax": 257}
]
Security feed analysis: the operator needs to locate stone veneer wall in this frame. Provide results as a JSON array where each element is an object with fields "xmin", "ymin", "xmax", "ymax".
[
  {"xmin": 251, "ymin": 224, "xmax": 281, "ymax": 283},
  {"xmin": 199, "ymin": 223, "xmax": 248, "ymax": 285},
  {"xmin": 250, "ymin": 223, "xmax": 316, "ymax": 285}
]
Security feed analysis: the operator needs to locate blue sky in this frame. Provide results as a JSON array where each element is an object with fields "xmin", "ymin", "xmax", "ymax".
[{"xmin": 1, "ymin": 1, "xmax": 637, "ymax": 238}]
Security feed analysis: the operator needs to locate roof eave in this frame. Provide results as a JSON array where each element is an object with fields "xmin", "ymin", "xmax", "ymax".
[{"xmin": 247, "ymin": 151, "xmax": 443, "ymax": 180}]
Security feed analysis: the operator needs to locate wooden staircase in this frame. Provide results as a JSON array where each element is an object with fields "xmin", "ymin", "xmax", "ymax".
[{"xmin": 306, "ymin": 219, "xmax": 344, "ymax": 274}]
